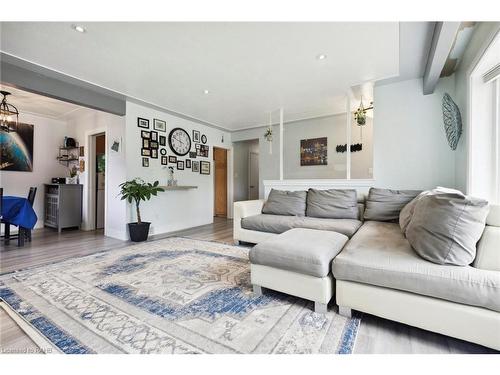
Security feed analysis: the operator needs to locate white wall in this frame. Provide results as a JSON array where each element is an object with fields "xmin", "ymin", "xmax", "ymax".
[
  {"xmin": 125, "ymin": 101, "xmax": 232, "ymax": 236},
  {"xmin": 373, "ymin": 76, "xmax": 456, "ymax": 190},
  {"xmin": 0, "ymin": 113, "xmax": 68, "ymax": 229},
  {"xmin": 66, "ymin": 109, "xmax": 127, "ymax": 239}
]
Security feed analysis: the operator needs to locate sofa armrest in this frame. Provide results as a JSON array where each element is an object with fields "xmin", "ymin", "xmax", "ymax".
[{"xmin": 233, "ymin": 200, "xmax": 265, "ymax": 242}]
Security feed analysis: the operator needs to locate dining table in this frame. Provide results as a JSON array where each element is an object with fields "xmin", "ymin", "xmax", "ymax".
[{"xmin": 1, "ymin": 195, "xmax": 38, "ymax": 246}]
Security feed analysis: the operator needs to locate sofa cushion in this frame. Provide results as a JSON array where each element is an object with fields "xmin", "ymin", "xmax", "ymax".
[
  {"xmin": 262, "ymin": 189, "xmax": 307, "ymax": 216},
  {"xmin": 474, "ymin": 226, "xmax": 500, "ymax": 271},
  {"xmin": 297, "ymin": 217, "xmax": 362, "ymax": 238},
  {"xmin": 250, "ymin": 228, "xmax": 348, "ymax": 277},
  {"xmin": 364, "ymin": 188, "xmax": 421, "ymax": 222},
  {"xmin": 241, "ymin": 214, "xmax": 300, "ymax": 234},
  {"xmin": 406, "ymin": 193, "xmax": 489, "ymax": 266},
  {"xmin": 332, "ymin": 221, "xmax": 500, "ymax": 312},
  {"xmin": 306, "ymin": 188, "xmax": 358, "ymax": 219}
]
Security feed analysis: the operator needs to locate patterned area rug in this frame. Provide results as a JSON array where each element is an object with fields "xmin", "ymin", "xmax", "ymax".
[{"xmin": 0, "ymin": 237, "xmax": 361, "ymax": 354}]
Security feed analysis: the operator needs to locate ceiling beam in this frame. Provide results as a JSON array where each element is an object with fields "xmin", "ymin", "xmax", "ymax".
[{"xmin": 423, "ymin": 22, "xmax": 461, "ymax": 95}]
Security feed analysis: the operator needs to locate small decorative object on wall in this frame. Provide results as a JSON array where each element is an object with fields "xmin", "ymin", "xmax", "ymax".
[
  {"xmin": 186, "ymin": 159, "xmax": 191, "ymax": 168},
  {"xmin": 79, "ymin": 146, "xmax": 85, "ymax": 157},
  {"xmin": 192, "ymin": 160, "xmax": 200, "ymax": 173},
  {"xmin": 442, "ymin": 93, "xmax": 462, "ymax": 150},
  {"xmin": 189, "ymin": 151, "xmax": 197, "ymax": 158},
  {"xmin": 142, "ymin": 139, "xmax": 150, "ymax": 148},
  {"xmin": 141, "ymin": 148, "xmax": 151, "ymax": 157},
  {"xmin": 300, "ymin": 137, "xmax": 327, "ymax": 166},
  {"xmin": 1, "ymin": 121, "xmax": 34, "ymax": 171},
  {"xmin": 138, "ymin": 118, "xmax": 149, "ymax": 129},
  {"xmin": 161, "ymin": 156, "xmax": 168, "ymax": 165},
  {"xmin": 201, "ymin": 134, "xmax": 207, "ymax": 144},
  {"xmin": 153, "ymin": 119, "xmax": 166, "ymax": 132},
  {"xmin": 160, "ymin": 148, "xmax": 167, "ymax": 156},
  {"xmin": 177, "ymin": 160, "xmax": 185, "ymax": 170},
  {"xmin": 151, "ymin": 131, "xmax": 158, "ymax": 142},
  {"xmin": 150, "ymin": 141, "xmax": 159, "ymax": 149},
  {"xmin": 151, "ymin": 149, "xmax": 158, "ymax": 159},
  {"xmin": 79, "ymin": 158, "xmax": 85, "ymax": 172},
  {"xmin": 193, "ymin": 130, "xmax": 200, "ymax": 143},
  {"xmin": 336, "ymin": 143, "xmax": 363, "ymax": 153},
  {"xmin": 141, "ymin": 130, "xmax": 150, "ymax": 139},
  {"xmin": 111, "ymin": 140, "xmax": 120, "ymax": 152},
  {"xmin": 168, "ymin": 127, "xmax": 191, "ymax": 156},
  {"xmin": 195, "ymin": 143, "xmax": 201, "ymax": 149},
  {"xmin": 159, "ymin": 135, "xmax": 166, "ymax": 146},
  {"xmin": 200, "ymin": 160, "xmax": 210, "ymax": 175},
  {"xmin": 167, "ymin": 166, "xmax": 177, "ymax": 186},
  {"xmin": 142, "ymin": 157, "xmax": 149, "ymax": 167},
  {"xmin": 168, "ymin": 155, "xmax": 177, "ymax": 163},
  {"xmin": 264, "ymin": 111, "xmax": 273, "ymax": 155}
]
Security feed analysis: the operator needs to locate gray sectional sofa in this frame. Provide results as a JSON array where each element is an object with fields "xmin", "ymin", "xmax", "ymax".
[{"xmin": 234, "ymin": 188, "xmax": 500, "ymax": 350}]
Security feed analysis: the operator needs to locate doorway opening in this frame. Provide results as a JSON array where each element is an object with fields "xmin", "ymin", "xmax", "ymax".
[
  {"xmin": 213, "ymin": 147, "xmax": 228, "ymax": 217},
  {"xmin": 95, "ymin": 133, "xmax": 106, "ymax": 229},
  {"xmin": 232, "ymin": 139, "xmax": 259, "ymax": 202}
]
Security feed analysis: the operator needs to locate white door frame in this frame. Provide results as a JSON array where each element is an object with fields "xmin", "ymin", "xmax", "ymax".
[{"xmin": 84, "ymin": 128, "xmax": 107, "ymax": 232}]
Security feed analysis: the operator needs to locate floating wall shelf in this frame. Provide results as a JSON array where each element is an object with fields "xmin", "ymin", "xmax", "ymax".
[{"xmin": 160, "ymin": 186, "xmax": 198, "ymax": 191}]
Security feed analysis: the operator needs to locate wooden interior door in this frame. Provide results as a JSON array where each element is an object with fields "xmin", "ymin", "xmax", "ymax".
[{"xmin": 214, "ymin": 147, "xmax": 227, "ymax": 217}]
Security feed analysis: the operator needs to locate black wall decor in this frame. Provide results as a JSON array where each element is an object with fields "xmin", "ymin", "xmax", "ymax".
[{"xmin": 336, "ymin": 143, "xmax": 363, "ymax": 153}]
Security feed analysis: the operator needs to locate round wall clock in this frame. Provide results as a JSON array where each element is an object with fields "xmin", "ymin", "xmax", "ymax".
[
  {"xmin": 168, "ymin": 127, "xmax": 191, "ymax": 156},
  {"xmin": 201, "ymin": 134, "xmax": 207, "ymax": 144}
]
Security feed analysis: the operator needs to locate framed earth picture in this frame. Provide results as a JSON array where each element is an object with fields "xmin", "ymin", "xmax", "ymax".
[
  {"xmin": 0, "ymin": 122, "xmax": 34, "ymax": 172},
  {"xmin": 138, "ymin": 118, "xmax": 149, "ymax": 129},
  {"xmin": 200, "ymin": 160, "xmax": 210, "ymax": 175},
  {"xmin": 153, "ymin": 119, "xmax": 166, "ymax": 132}
]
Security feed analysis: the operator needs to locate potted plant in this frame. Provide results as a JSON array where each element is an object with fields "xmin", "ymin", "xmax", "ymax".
[{"xmin": 119, "ymin": 178, "xmax": 164, "ymax": 242}]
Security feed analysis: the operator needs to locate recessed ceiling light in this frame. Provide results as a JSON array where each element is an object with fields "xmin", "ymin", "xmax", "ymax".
[
  {"xmin": 316, "ymin": 54, "xmax": 327, "ymax": 60},
  {"xmin": 71, "ymin": 24, "xmax": 86, "ymax": 33},
  {"xmin": 203, "ymin": 89, "xmax": 210, "ymax": 94}
]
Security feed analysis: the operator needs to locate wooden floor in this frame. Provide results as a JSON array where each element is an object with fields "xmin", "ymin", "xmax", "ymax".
[{"xmin": 0, "ymin": 218, "xmax": 496, "ymax": 354}]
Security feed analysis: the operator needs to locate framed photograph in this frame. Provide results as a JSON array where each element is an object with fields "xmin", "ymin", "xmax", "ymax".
[
  {"xmin": 142, "ymin": 139, "xmax": 150, "ymax": 148},
  {"xmin": 153, "ymin": 119, "xmax": 166, "ymax": 132},
  {"xmin": 150, "ymin": 141, "xmax": 159, "ymax": 149},
  {"xmin": 189, "ymin": 151, "xmax": 197, "ymax": 158},
  {"xmin": 300, "ymin": 137, "xmax": 328, "ymax": 166},
  {"xmin": 159, "ymin": 135, "xmax": 166, "ymax": 146},
  {"xmin": 161, "ymin": 156, "xmax": 168, "ymax": 165},
  {"xmin": 141, "ymin": 130, "xmax": 150, "ymax": 139},
  {"xmin": 192, "ymin": 130, "xmax": 200, "ymax": 143},
  {"xmin": 151, "ymin": 131, "xmax": 158, "ymax": 142},
  {"xmin": 79, "ymin": 146, "xmax": 85, "ymax": 157},
  {"xmin": 177, "ymin": 161, "xmax": 185, "ymax": 170},
  {"xmin": 201, "ymin": 134, "xmax": 207, "ymax": 144},
  {"xmin": 192, "ymin": 160, "xmax": 200, "ymax": 173},
  {"xmin": 160, "ymin": 148, "xmax": 167, "ymax": 156},
  {"xmin": 200, "ymin": 161, "xmax": 210, "ymax": 175},
  {"xmin": 141, "ymin": 148, "xmax": 151, "ymax": 157},
  {"xmin": 138, "ymin": 117, "xmax": 149, "ymax": 129},
  {"xmin": 142, "ymin": 157, "xmax": 149, "ymax": 167},
  {"xmin": 151, "ymin": 149, "xmax": 158, "ymax": 159},
  {"xmin": 168, "ymin": 155, "xmax": 177, "ymax": 163},
  {"xmin": 186, "ymin": 159, "xmax": 191, "ymax": 168}
]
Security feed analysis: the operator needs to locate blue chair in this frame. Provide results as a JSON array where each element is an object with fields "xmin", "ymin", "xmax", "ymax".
[{"xmin": 1, "ymin": 187, "xmax": 37, "ymax": 246}]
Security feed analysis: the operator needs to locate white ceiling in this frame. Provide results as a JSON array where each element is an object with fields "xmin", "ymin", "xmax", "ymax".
[
  {"xmin": 0, "ymin": 84, "xmax": 85, "ymax": 120},
  {"xmin": 0, "ymin": 22, "xmax": 432, "ymax": 130}
]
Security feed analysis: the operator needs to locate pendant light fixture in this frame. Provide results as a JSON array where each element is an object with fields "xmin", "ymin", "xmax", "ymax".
[{"xmin": 0, "ymin": 91, "xmax": 19, "ymax": 132}]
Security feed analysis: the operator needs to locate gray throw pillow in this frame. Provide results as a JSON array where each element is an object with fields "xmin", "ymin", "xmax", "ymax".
[
  {"xmin": 262, "ymin": 189, "xmax": 307, "ymax": 216},
  {"xmin": 364, "ymin": 188, "xmax": 421, "ymax": 222},
  {"xmin": 406, "ymin": 193, "xmax": 489, "ymax": 266},
  {"xmin": 306, "ymin": 188, "xmax": 359, "ymax": 219}
]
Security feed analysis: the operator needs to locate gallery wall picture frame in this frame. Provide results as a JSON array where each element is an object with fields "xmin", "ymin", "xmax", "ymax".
[
  {"xmin": 192, "ymin": 160, "xmax": 200, "ymax": 173},
  {"xmin": 141, "ymin": 130, "xmax": 150, "ymax": 139},
  {"xmin": 151, "ymin": 131, "xmax": 158, "ymax": 142},
  {"xmin": 168, "ymin": 155, "xmax": 177, "ymax": 163},
  {"xmin": 200, "ymin": 161, "xmax": 210, "ymax": 175},
  {"xmin": 161, "ymin": 156, "xmax": 168, "ymax": 165},
  {"xmin": 189, "ymin": 151, "xmax": 197, "ymax": 158},
  {"xmin": 159, "ymin": 135, "xmax": 166, "ymax": 146},
  {"xmin": 160, "ymin": 148, "xmax": 167, "ymax": 156},
  {"xmin": 201, "ymin": 134, "xmax": 207, "ymax": 144},
  {"xmin": 150, "ymin": 141, "xmax": 159, "ymax": 149},
  {"xmin": 195, "ymin": 143, "xmax": 201, "ymax": 149},
  {"xmin": 138, "ymin": 118, "xmax": 150, "ymax": 129},
  {"xmin": 153, "ymin": 119, "xmax": 167, "ymax": 132},
  {"xmin": 193, "ymin": 130, "xmax": 201, "ymax": 143},
  {"xmin": 186, "ymin": 159, "xmax": 191, "ymax": 168},
  {"xmin": 142, "ymin": 139, "xmax": 150, "ymax": 148},
  {"xmin": 177, "ymin": 161, "xmax": 185, "ymax": 170},
  {"xmin": 151, "ymin": 149, "xmax": 158, "ymax": 159},
  {"xmin": 142, "ymin": 157, "xmax": 149, "ymax": 167},
  {"xmin": 141, "ymin": 148, "xmax": 151, "ymax": 157},
  {"xmin": 79, "ymin": 146, "xmax": 85, "ymax": 157}
]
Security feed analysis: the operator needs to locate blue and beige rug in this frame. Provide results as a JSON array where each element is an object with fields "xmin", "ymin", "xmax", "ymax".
[{"xmin": 0, "ymin": 237, "xmax": 360, "ymax": 354}]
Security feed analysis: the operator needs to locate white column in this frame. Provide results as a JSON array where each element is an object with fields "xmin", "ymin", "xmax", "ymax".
[
  {"xmin": 346, "ymin": 96, "xmax": 352, "ymax": 180},
  {"xmin": 279, "ymin": 108, "xmax": 284, "ymax": 180}
]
